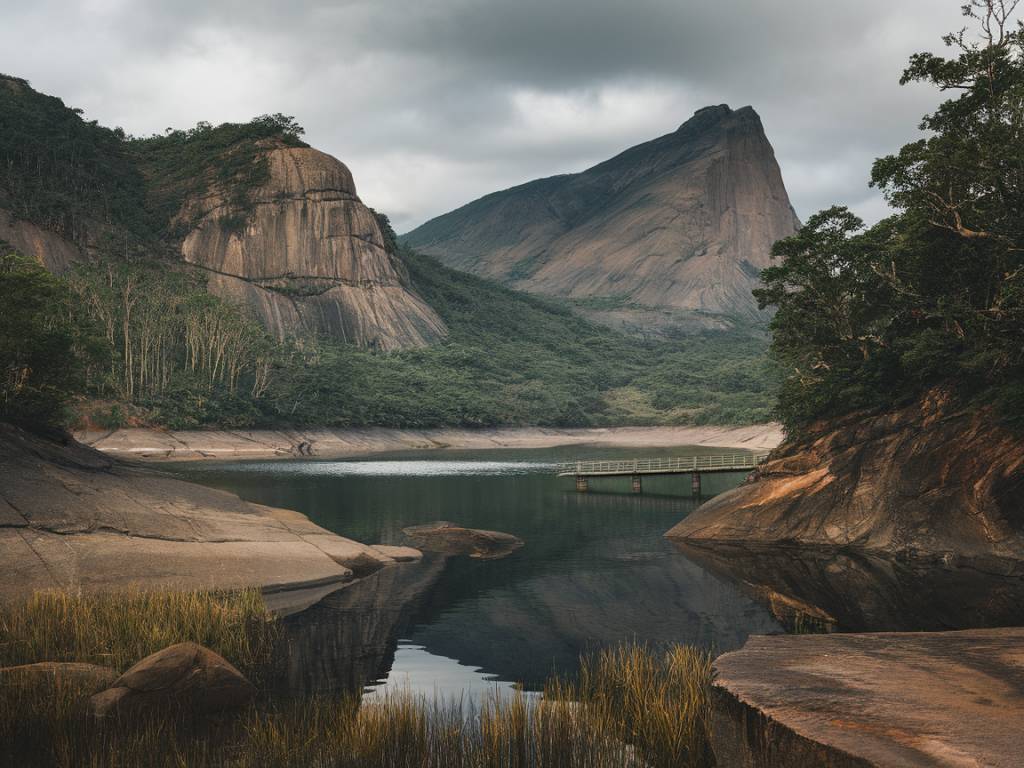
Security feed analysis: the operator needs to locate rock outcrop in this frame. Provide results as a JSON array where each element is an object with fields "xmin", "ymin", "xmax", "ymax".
[
  {"xmin": 667, "ymin": 392, "xmax": 1024, "ymax": 567},
  {"xmin": 90, "ymin": 642, "xmax": 254, "ymax": 718},
  {"xmin": 405, "ymin": 105, "xmax": 799, "ymax": 331},
  {"xmin": 401, "ymin": 521, "xmax": 524, "ymax": 559},
  {"xmin": 0, "ymin": 423, "xmax": 407, "ymax": 600},
  {"xmin": 178, "ymin": 145, "xmax": 446, "ymax": 350},
  {"xmin": 709, "ymin": 629, "xmax": 1024, "ymax": 768},
  {"xmin": 0, "ymin": 208, "xmax": 81, "ymax": 273}
]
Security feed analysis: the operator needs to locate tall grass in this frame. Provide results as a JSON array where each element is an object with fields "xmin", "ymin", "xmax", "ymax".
[
  {"xmin": 0, "ymin": 589, "xmax": 278, "ymax": 675},
  {"xmin": 0, "ymin": 590, "xmax": 714, "ymax": 767}
]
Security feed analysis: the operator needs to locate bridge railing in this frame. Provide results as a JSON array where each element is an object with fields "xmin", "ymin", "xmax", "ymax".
[{"xmin": 556, "ymin": 453, "xmax": 769, "ymax": 476}]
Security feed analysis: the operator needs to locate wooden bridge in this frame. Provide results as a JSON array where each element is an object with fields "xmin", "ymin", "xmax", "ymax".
[{"xmin": 556, "ymin": 453, "xmax": 769, "ymax": 495}]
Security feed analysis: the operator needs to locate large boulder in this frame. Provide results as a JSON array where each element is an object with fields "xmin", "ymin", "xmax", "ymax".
[
  {"xmin": 89, "ymin": 642, "xmax": 254, "ymax": 718},
  {"xmin": 402, "ymin": 521, "xmax": 523, "ymax": 559}
]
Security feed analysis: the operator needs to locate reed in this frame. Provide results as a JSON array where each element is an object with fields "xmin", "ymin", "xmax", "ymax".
[
  {"xmin": 0, "ymin": 588, "xmax": 278, "ymax": 676},
  {"xmin": 0, "ymin": 590, "xmax": 715, "ymax": 767}
]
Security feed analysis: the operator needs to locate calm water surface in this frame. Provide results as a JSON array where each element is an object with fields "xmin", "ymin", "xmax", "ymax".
[{"xmin": 171, "ymin": 446, "xmax": 781, "ymax": 697}]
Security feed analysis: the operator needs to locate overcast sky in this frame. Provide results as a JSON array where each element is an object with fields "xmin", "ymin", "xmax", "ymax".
[{"xmin": 2, "ymin": 0, "xmax": 973, "ymax": 232}]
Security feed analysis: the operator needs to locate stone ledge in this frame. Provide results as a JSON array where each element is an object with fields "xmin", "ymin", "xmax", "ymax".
[{"xmin": 710, "ymin": 628, "xmax": 1024, "ymax": 768}]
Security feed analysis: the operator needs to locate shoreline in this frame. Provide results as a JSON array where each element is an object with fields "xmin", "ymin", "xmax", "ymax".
[{"xmin": 76, "ymin": 424, "xmax": 784, "ymax": 462}]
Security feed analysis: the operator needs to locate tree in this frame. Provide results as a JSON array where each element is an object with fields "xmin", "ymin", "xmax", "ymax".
[
  {"xmin": 0, "ymin": 252, "xmax": 103, "ymax": 427},
  {"xmin": 759, "ymin": 1, "xmax": 1024, "ymax": 431}
]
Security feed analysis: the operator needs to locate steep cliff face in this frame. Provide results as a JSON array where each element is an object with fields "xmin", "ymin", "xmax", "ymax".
[
  {"xmin": 667, "ymin": 392, "xmax": 1024, "ymax": 566},
  {"xmin": 178, "ymin": 145, "xmax": 446, "ymax": 350},
  {"xmin": 405, "ymin": 105, "xmax": 799, "ymax": 329}
]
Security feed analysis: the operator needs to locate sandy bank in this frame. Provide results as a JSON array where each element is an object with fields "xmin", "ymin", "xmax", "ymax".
[{"xmin": 76, "ymin": 424, "xmax": 784, "ymax": 462}]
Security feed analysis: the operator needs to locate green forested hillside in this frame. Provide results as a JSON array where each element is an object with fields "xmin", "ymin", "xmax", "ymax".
[{"xmin": 0, "ymin": 73, "xmax": 773, "ymax": 431}]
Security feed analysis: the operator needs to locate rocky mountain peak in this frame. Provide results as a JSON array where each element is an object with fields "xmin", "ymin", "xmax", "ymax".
[{"xmin": 404, "ymin": 105, "xmax": 799, "ymax": 332}]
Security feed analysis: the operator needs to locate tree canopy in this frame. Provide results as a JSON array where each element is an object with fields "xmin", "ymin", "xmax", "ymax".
[{"xmin": 758, "ymin": 0, "xmax": 1024, "ymax": 431}]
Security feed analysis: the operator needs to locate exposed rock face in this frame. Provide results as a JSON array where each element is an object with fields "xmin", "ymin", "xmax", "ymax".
[
  {"xmin": 0, "ymin": 423, "xmax": 404, "ymax": 599},
  {"xmin": 667, "ymin": 392, "xmax": 1024, "ymax": 566},
  {"xmin": 0, "ymin": 208, "xmax": 81, "ymax": 273},
  {"xmin": 90, "ymin": 642, "xmax": 254, "ymax": 718},
  {"xmin": 405, "ymin": 105, "xmax": 799, "ymax": 330},
  {"xmin": 709, "ymin": 629, "xmax": 1024, "ymax": 768},
  {"xmin": 402, "ymin": 521, "xmax": 524, "ymax": 559},
  {"xmin": 179, "ymin": 145, "xmax": 446, "ymax": 350}
]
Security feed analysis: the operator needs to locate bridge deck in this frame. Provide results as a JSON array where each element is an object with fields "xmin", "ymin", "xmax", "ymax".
[{"xmin": 556, "ymin": 453, "xmax": 768, "ymax": 477}]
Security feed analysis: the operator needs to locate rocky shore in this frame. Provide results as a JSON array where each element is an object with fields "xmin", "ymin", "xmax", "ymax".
[
  {"xmin": 76, "ymin": 424, "xmax": 783, "ymax": 462},
  {"xmin": 709, "ymin": 628, "xmax": 1024, "ymax": 768},
  {"xmin": 667, "ymin": 393, "xmax": 1024, "ymax": 566},
  {"xmin": 0, "ymin": 424, "xmax": 414, "ymax": 607}
]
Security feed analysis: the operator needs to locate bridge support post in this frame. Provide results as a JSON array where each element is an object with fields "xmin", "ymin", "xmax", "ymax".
[
  {"xmin": 631, "ymin": 474, "xmax": 642, "ymax": 494},
  {"xmin": 575, "ymin": 475, "xmax": 588, "ymax": 493},
  {"xmin": 691, "ymin": 471, "xmax": 701, "ymax": 498}
]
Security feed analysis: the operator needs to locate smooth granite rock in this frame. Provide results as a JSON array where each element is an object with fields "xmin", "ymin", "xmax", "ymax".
[
  {"xmin": 667, "ymin": 391, "xmax": 1024, "ymax": 566},
  {"xmin": 0, "ymin": 423, "xmax": 399, "ymax": 599},
  {"xmin": 402, "ymin": 521, "xmax": 524, "ymax": 559},
  {"xmin": 178, "ymin": 144, "xmax": 446, "ymax": 350},
  {"xmin": 709, "ymin": 628, "xmax": 1024, "ymax": 768},
  {"xmin": 90, "ymin": 642, "xmax": 254, "ymax": 718},
  {"xmin": 371, "ymin": 544, "xmax": 423, "ymax": 562}
]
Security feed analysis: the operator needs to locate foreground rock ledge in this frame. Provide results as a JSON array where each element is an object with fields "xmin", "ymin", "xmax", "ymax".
[
  {"xmin": 710, "ymin": 628, "xmax": 1024, "ymax": 768},
  {"xmin": 0, "ymin": 423, "xmax": 413, "ymax": 601}
]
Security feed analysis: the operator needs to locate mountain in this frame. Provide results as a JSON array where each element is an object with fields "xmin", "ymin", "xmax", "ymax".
[
  {"xmin": 404, "ymin": 105, "xmax": 800, "ymax": 331},
  {"xmin": 0, "ymin": 74, "xmax": 445, "ymax": 350}
]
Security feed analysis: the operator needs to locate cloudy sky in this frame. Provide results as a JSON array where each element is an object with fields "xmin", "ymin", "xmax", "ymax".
[{"xmin": 2, "ymin": 0, "xmax": 972, "ymax": 232}]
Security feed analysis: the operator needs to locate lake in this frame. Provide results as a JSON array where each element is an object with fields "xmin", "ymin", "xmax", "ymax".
[{"xmin": 169, "ymin": 446, "xmax": 782, "ymax": 698}]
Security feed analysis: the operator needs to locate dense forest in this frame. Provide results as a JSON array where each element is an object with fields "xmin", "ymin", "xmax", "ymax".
[{"xmin": 757, "ymin": 0, "xmax": 1024, "ymax": 432}]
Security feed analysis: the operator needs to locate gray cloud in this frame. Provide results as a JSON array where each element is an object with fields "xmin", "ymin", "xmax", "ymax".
[{"xmin": 0, "ymin": 0, "xmax": 976, "ymax": 231}]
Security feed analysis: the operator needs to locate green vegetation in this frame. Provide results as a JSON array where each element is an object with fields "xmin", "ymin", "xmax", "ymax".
[
  {"xmin": 759, "ymin": 0, "xmax": 1024, "ymax": 432},
  {"xmin": 0, "ymin": 73, "xmax": 773, "ymax": 432},
  {"xmin": 0, "ymin": 251, "xmax": 102, "ymax": 426},
  {"xmin": 0, "ymin": 589, "xmax": 278, "ymax": 677},
  {"xmin": 0, "ymin": 75, "xmax": 150, "ymax": 247},
  {"xmin": 0, "ymin": 589, "xmax": 713, "ymax": 768}
]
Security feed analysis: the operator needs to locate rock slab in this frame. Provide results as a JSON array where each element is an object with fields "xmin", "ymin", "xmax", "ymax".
[
  {"xmin": 0, "ymin": 423, "xmax": 400, "ymax": 600},
  {"xmin": 710, "ymin": 628, "xmax": 1024, "ymax": 768}
]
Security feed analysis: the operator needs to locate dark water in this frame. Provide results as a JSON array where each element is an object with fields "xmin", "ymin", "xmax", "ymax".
[{"xmin": 171, "ymin": 446, "xmax": 781, "ymax": 696}]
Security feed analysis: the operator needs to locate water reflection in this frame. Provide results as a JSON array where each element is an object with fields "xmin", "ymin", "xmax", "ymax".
[
  {"xmin": 675, "ymin": 542, "xmax": 1024, "ymax": 632},
  {"xmin": 175, "ymin": 448, "xmax": 779, "ymax": 696}
]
